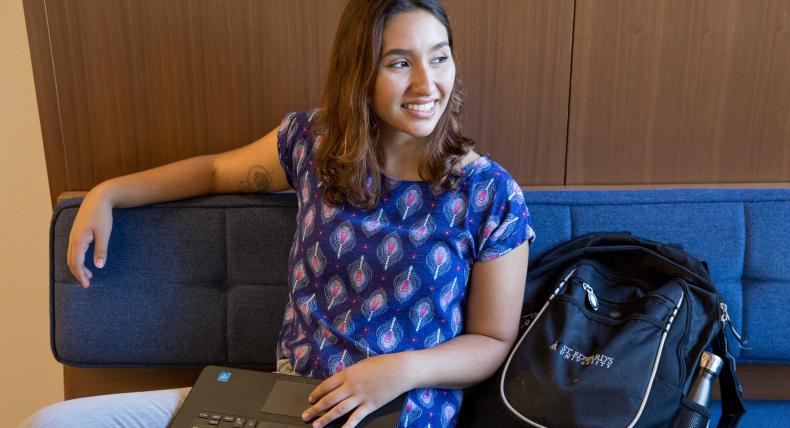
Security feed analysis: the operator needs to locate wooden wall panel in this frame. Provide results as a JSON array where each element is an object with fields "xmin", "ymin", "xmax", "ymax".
[
  {"xmin": 23, "ymin": 0, "xmax": 70, "ymax": 203},
  {"xmin": 28, "ymin": 0, "xmax": 573, "ymax": 207},
  {"xmin": 32, "ymin": 0, "xmax": 345, "ymax": 205},
  {"xmin": 568, "ymin": 0, "xmax": 790, "ymax": 184},
  {"xmin": 446, "ymin": 0, "xmax": 574, "ymax": 186}
]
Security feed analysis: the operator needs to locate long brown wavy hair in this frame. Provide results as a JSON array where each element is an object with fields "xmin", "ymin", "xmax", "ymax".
[{"xmin": 314, "ymin": 0, "xmax": 475, "ymax": 211}]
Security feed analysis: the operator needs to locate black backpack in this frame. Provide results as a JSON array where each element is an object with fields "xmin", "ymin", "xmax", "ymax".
[{"xmin": 460, "ymin": 232, "xmax": 746, "ymax": 427}]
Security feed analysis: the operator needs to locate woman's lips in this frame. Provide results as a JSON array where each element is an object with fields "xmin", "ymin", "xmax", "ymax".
[{"xmin": 401, "ymin": 100, "xmax": 437, "ymax": 118}]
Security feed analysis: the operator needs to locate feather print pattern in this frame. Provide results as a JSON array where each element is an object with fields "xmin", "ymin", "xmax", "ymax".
[
  {"xmin": 376, "ymin": 317, "xmax": 403, "ymax": 353},
  {"xmin": 417, "ymin": 388, "xmax": 435, "ymax": 409},
  {"xmin": 291, "ymin": 260, "xmax": 308, "ymax": 292},
  {"xmin": 302, "ymin": 205, "xmax": 315, "ymax": 242},
  {"xmin": 409, "ymin": 298, "xmax": 434, "ymax": 332},
  {"xmin": 507, "ymin": 178, "xmax": 524, "ymax": 205},
  {"xmin": 400, "ymin": 398, "xmax": 423, "ymax": 427},
  {"xmin": 408, "ymin": 213, "xmax": 436, "ymax": 247},
  {"xmin": 329, "ymin": 221, "xmax": 355, "ymax": 258},
  {"xmin": 355, "ymin": 338, "xmax": 379, "ymax": 358},
  {"xmin": 292, "ymin": 343, "xmax": 311, "ymax": 371},
  {"xmin": 274, "ymin": 111, "xmax": 536, "ymax": 428},
  {"xmin": 450, "ymin": 305, "xmax": 462, "ymax": 336},
  {"xmin": 439, "ymin": 278, "xmax": 458, "ymax": 312},
  {"xmin": 377, "ymin": 232, "xmax": 403, "ymax": 271},
  {"xmin": 397, "ymin": 185, "xmax": 423, "ymax": 220},
  {"xmin": 361, "ymin": 288, "xmax": 388, "ymax": 321},
  {"xmin": 323, "ymin": 275, "xmax": 347, "ymax": 310},
  {"xmin": 313, "ymin": 321, "xmax": 337, "ymax": 350},
  {"xmin": 361, "ymin": 208, "xmax": 389, "ymax": 237},
  {"xmin": 424, "ymin": 328, "xmax": 445, "ymax": 348},
  {"xmin": 478, "ymin": 216, "xmax": 499, "ymax": 251},
  {"xmin": 471, "ymin": 178, "xmax": 495, "ymax": 213},
  {"xmin": 393, "ymin": 265, "xmax": 420, "ymax": 303},
  {"xmin": 333, "ymin": 309, "xmax": 354, "ymax": 336},
  {"xmin": 294, "ymin": 141, "xmax": 307, "ymax": 175},
  {"xmin": 454, "ymin": 231, "xmax": 473, "ymax": 258},
  {"xmin": 441, "ymin": 402, "xmax": 456, "ymax": 427},
  {"xmin": 300, "ymin": 172, "xmax": 311, "ymax": 205},
  {"xmin": 347, "ymin": 255, "xmax": 372, "ymax": 292},
  {"xmin": 490, "ymin": 213, "xmax": 520, "ymax": 242},
  {"xmin": 443, "ymin": 193, "xmax": 467, "ymax": 227},
  {"xmin": 426, "ymin": 243, "xmax": 452, "ymax": 280},
  {"xmin": 320, "ymin": 199, "xmax": 343, "ymax": 223},
  {"xmin": 327, "ymin": 349, "xmax": 353, "ymax": 375},
  {"xmin": 307, "ymin": 242, "xmax": 326, "ymax": 277},
  {"xmin": 296, "ymin": 293, "xmax": 317, "ymax": 325}
]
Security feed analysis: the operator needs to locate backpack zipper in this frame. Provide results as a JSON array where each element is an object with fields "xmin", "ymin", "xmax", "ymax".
[
  {"xmin": 719, "ymin": 302, "xmax": 746, "ymax": 344},
  {"xmin": 581, "ymin": 282, "xmax": 599, "ymax": 311}
]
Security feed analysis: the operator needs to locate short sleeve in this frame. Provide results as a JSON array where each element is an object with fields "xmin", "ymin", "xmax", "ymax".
[
  {"xmin": 277, "ymin": 111, "xmax": 319, "ymax": 191},
  {"xmin": 475, "ymin": 176, "xmax": 536, "ymax": 263}
]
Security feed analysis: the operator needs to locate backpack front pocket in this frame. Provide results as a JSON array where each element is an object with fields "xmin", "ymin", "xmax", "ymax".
[{"xmin": 501, "ymin": 267, "xmax": 685, "ymax": 428}]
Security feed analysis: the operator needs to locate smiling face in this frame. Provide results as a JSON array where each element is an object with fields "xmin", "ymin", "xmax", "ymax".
[{"xmin": 372, "ymin": 9, "xmax": 456, "ymax": 144}]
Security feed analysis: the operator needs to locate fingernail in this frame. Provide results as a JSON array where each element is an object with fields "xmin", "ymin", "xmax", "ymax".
[
  {"xmin": 301, "ymin": 412, "xmax": 309, "ymax": 421},
  {"xmin": 95, "ymin": 259, "xmax": 105, "ymax": 268}
]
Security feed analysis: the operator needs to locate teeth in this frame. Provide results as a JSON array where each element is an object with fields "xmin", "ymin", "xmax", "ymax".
[{"xmin": 403, "ymin": 101, "xmax": 435, "ymax": 112}]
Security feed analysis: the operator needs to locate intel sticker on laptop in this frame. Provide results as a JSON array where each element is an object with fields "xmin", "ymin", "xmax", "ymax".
[{"xmin": 217, "ymin": 371, "xmax": 232, "ymax": 382}]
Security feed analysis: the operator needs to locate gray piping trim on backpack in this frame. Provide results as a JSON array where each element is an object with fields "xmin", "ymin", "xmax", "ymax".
[
  {"xmin": 626, "ymin": 290, "xmax": 684, "ymax": 428},
  {"xmin": 499, "ymin": 268, "xmax": 576, "ymax": 428},
  {"xmin": 499, "ymin": 268, "xmax": 685, "ymax": 428}
]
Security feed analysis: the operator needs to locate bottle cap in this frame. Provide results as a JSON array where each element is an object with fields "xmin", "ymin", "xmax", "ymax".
[{"xmin": 699, "ymin": 351, "xmax": 724, "ymax": 375}]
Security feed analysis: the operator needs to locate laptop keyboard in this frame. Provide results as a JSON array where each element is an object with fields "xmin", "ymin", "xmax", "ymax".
[
  {"xmin": 188, "ymin": 411, "xmax": 260, "ymax": 427},
  {"xmin": 188, "ymin": 411, "xmax": 310, "ymax": 428}
]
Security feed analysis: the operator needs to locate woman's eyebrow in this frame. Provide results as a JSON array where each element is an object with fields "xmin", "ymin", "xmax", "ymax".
[{"xmin": 381, "ymin": 41, "xmax": 450, "ymax": 58}]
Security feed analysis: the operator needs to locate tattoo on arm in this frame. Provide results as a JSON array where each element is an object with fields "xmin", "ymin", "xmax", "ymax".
[{"xmin": 239, "ymin": 165, "xmax": 273, "ymax": 193}]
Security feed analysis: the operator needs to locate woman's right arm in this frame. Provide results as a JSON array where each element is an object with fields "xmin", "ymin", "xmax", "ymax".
[{"xmin": 68, "ymin": 126, "xmax": 289, "ymax": 288}]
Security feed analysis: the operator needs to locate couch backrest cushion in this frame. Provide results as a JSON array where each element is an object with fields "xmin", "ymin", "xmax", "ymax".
[{"xmin": 50, "ymin": 189, "xmax": 790, "ymax": 367}]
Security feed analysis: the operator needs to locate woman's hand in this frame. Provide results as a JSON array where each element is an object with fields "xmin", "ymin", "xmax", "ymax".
[
  {"xmin": 67, "ymin": 187, "xmax": 114, "ymax": 288},
  {"xmin": 301, "ymin": 352, "xmax": 414, "ymax": 428}
]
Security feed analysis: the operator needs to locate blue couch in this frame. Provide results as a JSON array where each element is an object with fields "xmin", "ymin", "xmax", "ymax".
[{"xmin": 50, "ymin": 188, "xmax": 790, "ymax": 426}]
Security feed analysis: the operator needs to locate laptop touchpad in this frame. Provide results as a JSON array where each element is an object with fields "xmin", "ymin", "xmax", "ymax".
[{"xmin": 261, "ymin": 380, "xmax": 315, "ymax": 418}]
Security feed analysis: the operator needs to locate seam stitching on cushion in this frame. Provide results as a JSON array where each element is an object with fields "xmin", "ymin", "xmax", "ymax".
[
  {"xmin": 224, "ymin": 209, "xmax": 230, "ymax": 363},
  {"xmin": 740, "ymin": 202, "xmax": 748, "ymax": 358},
  {"xmin": 568, "ymin": 205, "xmax": 574, "ymax": 239}
]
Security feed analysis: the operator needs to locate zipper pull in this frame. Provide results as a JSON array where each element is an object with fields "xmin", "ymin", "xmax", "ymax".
[
  {"xmin": 720, "ymin": 302, "xmax": 750, "ymax": 348},
  {"xmin": 582, "ymin": 282, "xmax": 599, "ymax": 311}
]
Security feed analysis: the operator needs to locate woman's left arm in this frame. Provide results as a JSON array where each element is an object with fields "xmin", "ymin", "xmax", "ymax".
[
  {"xmin": 302, "ymin": 242, "xmax": 530, "ymax": 427},
  {"xmin": 405, "ymin": 240, "xmax": 531, "ymax": 388}
]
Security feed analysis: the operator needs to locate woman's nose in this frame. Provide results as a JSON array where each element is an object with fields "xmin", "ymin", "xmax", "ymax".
[{"xmin": 410, "ymin": 64, "xmax": 435, "ymax": 95}]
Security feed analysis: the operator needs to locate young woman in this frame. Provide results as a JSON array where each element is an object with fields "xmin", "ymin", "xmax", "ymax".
[{"xmin": 24, "ymin": 1, "xmax": 534, "ymax": 427}]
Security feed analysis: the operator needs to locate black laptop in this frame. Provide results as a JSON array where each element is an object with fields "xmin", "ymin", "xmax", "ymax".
[{"xmin": 169, "ymin": 365, "xmax": 406, "ymax": 428}]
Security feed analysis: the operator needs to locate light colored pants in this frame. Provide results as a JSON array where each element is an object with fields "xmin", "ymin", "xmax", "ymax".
[
  {"xmin": 19, "ymin": 360, "xmax": 297, "ymax": 428},
  {"xmin": 18, "ymin": 387, "xmax": 191, "ymax": 428}
]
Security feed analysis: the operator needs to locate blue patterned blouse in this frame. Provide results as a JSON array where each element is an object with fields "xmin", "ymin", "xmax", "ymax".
[{"xmin": 275, "ymin": 110, "xmax": 536, "ymax": 427}]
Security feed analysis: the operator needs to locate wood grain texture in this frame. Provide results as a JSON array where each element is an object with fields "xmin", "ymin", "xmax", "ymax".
[
  {"xmin": 39, "ymin": 0, "xmax": 345, "ymax": 201},
  {"xmin": 568, "ymin": 0, "xmax": 790, "ymax": 184},
  {"xmin": 23, "ymin": 0, "xmax": 70, "ymax": 207},
  {"xmin": 446, "ymin": 0, "xmax": 574, "ymax": 186},
  {"xmin": 29, "ymin": 0, "xmax": 573, "ymax": 208},
  {"xmin": 63, "ymin": 366, "xmax": 202, "ymax": 400},
  {"xmin": 712, "ymin": 364, "xmax": 790, "ymax": 401}
]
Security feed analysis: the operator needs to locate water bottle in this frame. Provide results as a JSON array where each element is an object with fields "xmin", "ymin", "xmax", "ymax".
[{"xmin": 671, "ymin": 352, "xmax": 724, "ymax": 428}]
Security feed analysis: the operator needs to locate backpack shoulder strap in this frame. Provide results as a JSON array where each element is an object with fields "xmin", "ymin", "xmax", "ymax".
[{"xmin": 713, "ymin": 327, "xmax": 746, "ymax": 427}]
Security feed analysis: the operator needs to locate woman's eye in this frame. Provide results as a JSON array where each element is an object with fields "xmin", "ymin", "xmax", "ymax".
[
  {"xmin": 432, "ymin": 56, "xmax": 448, "ymax": 64},
  {"xmin": 390, "ymin": 60, "xmax": 409, "ymax": 68}
]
